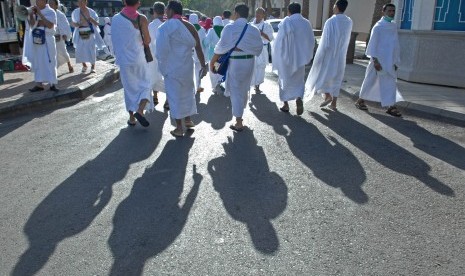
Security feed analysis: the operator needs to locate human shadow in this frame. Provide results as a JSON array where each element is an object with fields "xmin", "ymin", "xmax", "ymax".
[
  {"xmin": 194, "ymin": 92, "xmax": 232, "ymax": 130},
  {"xmin": 369, "ymin": 113, "xmax": 465, "ymax": 170},
  {"xmin": 311, "ymin": 111, "xmax": 455, "ymax": 196},
  {"xmin": 208, "ymin": 131, "xmax": 287, "ymax": 254},
  {"xmin": 108, "ymin": 137, "xmax": 199, "ymax": 275},
  {"xmin": 12, "ymin": 110, "xmax": 167, "ymax": 276},
  {"xmin": 249, "ymin": 94, "xmax": 368, "ymax": 204}
]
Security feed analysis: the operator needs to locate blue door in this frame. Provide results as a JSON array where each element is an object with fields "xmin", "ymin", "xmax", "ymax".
[{"xmin": 434, "ymin": 0, "xmax": 465, "ymax": 31}]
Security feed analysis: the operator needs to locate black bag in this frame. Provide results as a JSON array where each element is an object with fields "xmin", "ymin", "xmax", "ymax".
[
  {"xmin": 215, "ymin": 24, "xmax": 249, "ymax": 78},
  {"xmin": 32, "ymin": 27, "xmax": 46, "ymax": 45}
]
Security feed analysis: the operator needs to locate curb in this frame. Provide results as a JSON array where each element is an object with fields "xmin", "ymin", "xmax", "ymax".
[
  {"xmin": 0, "ymin": 68, "xmax": 120, "ymax": 117},
  {"xmin": 339, "ymin": 85, "xmax": 465, "ymax": 123}
]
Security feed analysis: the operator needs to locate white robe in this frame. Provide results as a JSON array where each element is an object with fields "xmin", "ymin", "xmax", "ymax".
[
  {"xmin": 250, "ymin": 19, "xmax": 273, "ymax": 86},
  {"xmin": 359, "ymin": 18, "xmax": 403, "ymax": 107},
  {"xmin": 305, "ymin": 14, "xmax": 352, "ymax": 99},
  {"xmin": 111, "ymin": 13, "xmax": 154, "ymax": 113},
  {"xmin": 55, "ymin": 9, "xmax": 72, "ymax": 67},
  {"xmin": 272, "ymin": 13, "xmax": 314, "ymax": 101},
  {"xmin": 103, "ymin": 23, "xmax": 113, "ymax": 55},
  {"xmin": 156, "ymin": 18, "xmax": 197, "ymax": 119},
  {"xmin": 72, "ymin": 8, "xmax": 107, "ymax": 63},
  {"xmin": 29, "ymin": 5, "xmax": 58, "ymax": 84},
  {"xmin": 214, "ymin": 18, "xmax": 263, "ymax": 118},
  {"xmin": 203, "ymin": 26, "xmax": 222, "ymax": 89},
  {"xmin": 148, "ymin": 18, "xmax": 165, "ymax": 92}
]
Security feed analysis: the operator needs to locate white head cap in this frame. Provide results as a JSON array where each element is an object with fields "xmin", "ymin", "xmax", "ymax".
[
  {"xmin": 189, "ymin": 13, "xmax": 199, "ymax": 24},
  {"xmin": 213, "ymin": 16, "xmax": 223, "ymax": 26},
  {"xmin": 104, "ymin": 17, "xmax": 111, "ymax": 24}
]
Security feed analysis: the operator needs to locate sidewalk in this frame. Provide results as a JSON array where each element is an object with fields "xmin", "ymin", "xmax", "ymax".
[
  {"xmin": 342, "ymin": 41, "xmax": 465, "ymax": 122},
  {"xmin": 0, "ymin": 57, "xmax": 119, "ymax": 116}
]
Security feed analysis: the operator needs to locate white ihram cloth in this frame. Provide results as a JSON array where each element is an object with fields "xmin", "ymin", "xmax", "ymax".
[
  {"xmin": 29, "ymin": 5, "xmax": 58, "ymax": 84},
  {"xmin": 203, "ymin": 16, "xmax": 223, "ymax": 89},
  {"xmin": 103, "ymin": 22, "xmax": 113, "ymax": 55},
  {"xmin": 189, "ymin": 14, "xmax": 206, "ymax": 90},
  {"xmin": 305, "ymin": 14, "xmax": 352, "ymax": 99},
  {"xmin": 272, "ymin": 13, "xmax": 314, "ymax": 101},
  {"xmin": 250, "ymin": 18, "xmax": 273, "ymax": 86},
  {"xmin": 214, "ymin": 18, "xmax": 263, "ymax": 118},
  {"xmin": 55, "ymin": 9, "xmax": 72, "ymax": 67},
  {"xmin": 148, "ymin": 18, "xmax": 165, "ymax": 92},
  {"xmin": 111, "ymin": 13, "xmax": 154, "ymax": 113},
  {"xmin": 71, "ymin": 8, "xmax": 107, "ymax": 63},
  {"xmin": 359, "ymin": 18, "xmax": 403, "ymax": 107},
  {"xmin": 156, "ymin": 18, "xmax": 197, "ymax": 119}
]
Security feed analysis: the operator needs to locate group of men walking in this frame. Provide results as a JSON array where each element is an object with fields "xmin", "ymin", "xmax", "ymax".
[
  {"xmin": 26, "ymin": 0, "xmax": 403, "ymax": 137},
  {"xmin": 24, "ymin": 0, "xmax": 111, "ymax": 92}
]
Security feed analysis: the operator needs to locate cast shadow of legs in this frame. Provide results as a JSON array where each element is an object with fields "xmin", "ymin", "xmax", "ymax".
[
  {"xmin": 311, "ymin": 111, "xmax": 455, "ymax": 196},
  {"xmin": 249, "ymin": 94, "xmax": 368, "ymax": 204},
  {"xmin": 194, "ymin": 92, "xmax": 232, "ymax": 130},
  {"xmin": 369, "ymin": 113, "xmax": 465, "ymax": 170},
  {"xmin": 108, "ymin": 137, "xmax": 200, "ymax": 275},
  {"xmin": 208, "ymin": 131, "xmax": 288, "ymax": 254},
  {"xmin": 12, "ymin": 111, "xmax": 167, "ymax": 276}
]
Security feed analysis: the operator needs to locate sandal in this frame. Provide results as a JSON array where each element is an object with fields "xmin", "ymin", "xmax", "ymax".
[
  {"xmin": 81, "ymin": 67, "xmax": 87, "ymax": 73},
  {"xmin": 170, "ymin": 129, "xmax": 184, "ymax": 137},
  {"xmin": 280, "ymin": 106, "xmax": 289, "ymax": 113},
  {"xmin": 153, "ymin": 94, "xmax": 159, "ymax": 106},
  {"xmin": 163, "ymin": 102, "xmax": 170, "ymax": 110},
  {"xmin": 229, "ymin": 124, "xmax": 244, "ymax": 132},
  {"xmin": 320, "ymin": 98, "xmax": 332, "ymax": 107},
  {"xmin": 49, "ymin": 85, "xmax": 59, "ymax": 92},
  {"xmin": 134, "ymin": 112, "xmax": 150, "ymax": 127},
  {"xmin": 29, "ymin": 86, "xmax": 44, "ymax": 92},
  {"xmin": 296, "ymin": 98, "xmax": 304, "ymax": 115},
  {"xmin": 355, "ymin": 101, "xmax": 368, "ymax": 110},
  {"xmin": 127, "ymin": 120, "xmax": 136, "ymax": 126},
  {"xmin": 328, "ymin": 105, "xmax": 338, "ymax": 111},
  {"xmin": 386, "ymin": 106, "xmax": 402, "ymax": 117},
  {"xmin": 185, "ymin": 120, "xmax": 195, "ymax": 128}
]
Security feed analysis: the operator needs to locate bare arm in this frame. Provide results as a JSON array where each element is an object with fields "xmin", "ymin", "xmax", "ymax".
[
  {"xmin": 139, "ymin": 15, "xmax": 151, "ymax": 46},
  {"xmin": 181, "ymin": 20, "xmax": 206, "ymax": 66},
  {"xmin": 31, "ymin": 7, "xmax": 54, "ymax": 29}
]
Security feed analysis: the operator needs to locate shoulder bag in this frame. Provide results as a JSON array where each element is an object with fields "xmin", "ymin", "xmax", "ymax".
[{"xmin": 215, "ymin": 23, "xmax": 249, "ymax": 78}]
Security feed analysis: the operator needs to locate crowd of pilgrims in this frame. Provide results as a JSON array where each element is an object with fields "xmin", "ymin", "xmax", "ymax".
[{"xmin": 23, "ymin": 0, "xmax": 403, "ymax": 137}]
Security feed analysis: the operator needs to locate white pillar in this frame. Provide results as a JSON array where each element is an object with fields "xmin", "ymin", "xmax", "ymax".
[
  {"xmin": 411, "ymin": 0, "xmax": 435, "ymax": 30},
  {"xmin": 309, "ymin": 0, "xmax": 324, "ymax": 29},
  {"xmin": 321, "ymin": 0, "xmax": 331, "ymax": 27}
]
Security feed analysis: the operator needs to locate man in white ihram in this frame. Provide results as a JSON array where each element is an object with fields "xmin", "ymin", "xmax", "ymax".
[
  {"xmin": 49, "ymin": 0, "xmax": 73, "ymax": 73},
  {"xmin": 250, "ymin": 7, "xmax": 273, "ymax": 94},
  {"xmin": 156, "ymin": 0, "xmax": 207, "ymax": 137},
  {"xmin": 210, "ymin": 3, "xmax": 263, "ymax": 132},
  {"xmin": 27, "ymin": 0, "xmax": 59, "ymax": 92},
  {"xmin": 305, "ymin": 0, "xmax": 352, "ymax": 111},
  {"xmin": 272, "ymin": 2, "xmax": 314, "ymax": 115},
  {"xmin": 355, "ymin": 3, "xmax": 404, "ymax": 117}
]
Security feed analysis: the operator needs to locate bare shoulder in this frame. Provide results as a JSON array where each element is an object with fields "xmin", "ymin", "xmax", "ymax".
[{"xmin": 139, "ymin": 14, "xmax": 149, "ymax": 23}]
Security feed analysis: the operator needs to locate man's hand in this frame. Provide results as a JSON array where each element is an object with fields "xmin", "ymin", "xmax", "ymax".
[
  {"xmin": 394, "ymin": 64, "xmax": 398, "ymax": 71},
  {"xmin": 373, "ymin": 58, "xmax": 382, "ymax": 71},
  {"xmin": 260, "ymin": 31, "xmax": 269, "ymax": 41}
]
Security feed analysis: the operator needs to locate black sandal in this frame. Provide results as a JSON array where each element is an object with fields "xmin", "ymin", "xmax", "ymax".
[
  {"xmin": 386, "ymin": 106, "xmax": 402, "ymax": 117},
  {"xmin": 134, "ymin": 112, "xmax": 150, "ymax": 127},
  {"xmin": 29, "ymin": 86, "xmax": 44, "ymax": 92},
  {"xmin": 355, "ymin": 100, "xmax": 368, "ymax": 110}
]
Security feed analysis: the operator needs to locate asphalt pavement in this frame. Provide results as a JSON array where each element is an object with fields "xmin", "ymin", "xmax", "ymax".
[{"xmin": 1, "ymin": 68, "xmax": 464, "ymax": 275}]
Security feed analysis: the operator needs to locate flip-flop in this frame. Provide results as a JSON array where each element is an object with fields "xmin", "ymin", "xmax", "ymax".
[
  {"xmin": 170, "ymin": 129, "xmax": 184, "ymax": 137},
  {"xmin": 163, "ymin": 102, "xmax": 170, "ymax": 110},
  {"xmin": 29, "ymin": 86, "xmax": 44, "ymax": 92},
  {"xmin": 320, "ymin": 98, "xmax": 332, "ymax": 107},
  {"xmin": 355, "ymin": 102, "xmax": 368, "ymax": 110},
  {"xmin": 81, "ymin": 67, "xmax": 87, "ymax": 73},
  {"xmin": 229, "ymin": 124, "xmax": 244, "ymax": 132},
  {"xmin": 127, "ymin": 120, "xmax": 136, "ymax": 126},
  {"xmin": 328, "ymin": 105, "xmax": 338, "ymax": 111},
  {"xmin": 49, "ymin": 85, "xmax": 59, "ymax": 92},
  {"xmin": 280, "ymin": 106, "xmax": 289, "ymax": 113},
  {"xmin": 296, "ymin": 98, "xmax": 304, "ymax": 115},
  {"xmin": 134, "ymin": 112, "xmax": 150, "ymax": 127}
]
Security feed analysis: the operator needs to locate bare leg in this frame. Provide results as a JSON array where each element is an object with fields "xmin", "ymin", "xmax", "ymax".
[
  {"xmin": 81, "ymin": 63, "xmax": 87, "ymax": 73},
  {"xmin": 91, "ymin": 64, "xmax": 96, "ymax": 73},
  {"xmin": 68, "ymin": 61, "xmax": 74, "ymax": 73},
  {"xmin": 137, "ymin": 99, "xmax": 148, "ymax": 115}
]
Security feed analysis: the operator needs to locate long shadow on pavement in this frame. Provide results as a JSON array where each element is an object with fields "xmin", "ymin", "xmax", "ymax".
[
  {"xmin": 250, "ymin": 94, "xmax": 368, "ymax": 204},
  {"xmin": 311, "ymin": 111, "xmax": 455, "ymax": 197},
  {"xmin": 194, "ymin": 92, "xmax": 232, "ymax": 130},
  {"xmin": 12, "ymin": 110, "xmax": 167, "ymax": 276},
  {"xmin": 208, "ymin": 130, "xmax": 288, "ymax": 254},
  {"xmin": 108, "ymin": 136, "xmax": 200, "ymax": 275},
  {"xmin": 369, "ymin": 113, "xmax": 465, "ymax": 170}
]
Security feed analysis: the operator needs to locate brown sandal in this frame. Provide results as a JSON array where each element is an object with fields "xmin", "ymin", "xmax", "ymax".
[{"xmin": 386, "ymin": 106, "xmax": 402, "ymax": 117}]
